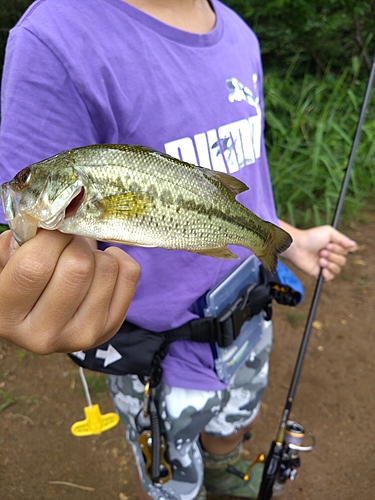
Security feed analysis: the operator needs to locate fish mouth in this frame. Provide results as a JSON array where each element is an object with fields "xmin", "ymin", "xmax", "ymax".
[
  {"xmin": 64, "ymin": 187, "xmax": 85, "ymax": 219},
  {"xmin": 8, "ymin": 213, "xmax": 39, "ymax": 246},
  {"xmin": 0, "ymin": 182, "xmax": 38, "ymax": 245},
  {"xmin": 0, "ymin": 181, "xmax": 85, "ymax": 244},
  {"xmin": 1, "ymin": 181, "xmax": 17, "ymax": 221}
]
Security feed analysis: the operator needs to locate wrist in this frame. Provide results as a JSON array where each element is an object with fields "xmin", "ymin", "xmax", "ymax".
[{"xmin": 277, "ymin": 220, "xmax": 303, "ymax": 262}]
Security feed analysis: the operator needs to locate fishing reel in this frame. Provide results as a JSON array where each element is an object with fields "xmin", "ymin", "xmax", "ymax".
[{"xmin": 277, "ymin": 420, "xmax": 315, "ymax": 485}]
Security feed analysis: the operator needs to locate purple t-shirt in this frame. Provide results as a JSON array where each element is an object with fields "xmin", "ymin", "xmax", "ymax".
[{"xmin": 0, "ymin": 0, "xmax": 278, "ymax": 390}]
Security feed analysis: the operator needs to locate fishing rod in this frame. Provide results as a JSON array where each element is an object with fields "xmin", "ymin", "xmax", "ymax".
[{"xmin": 258, "ymin": 55, "xmax": 375, "ymax": 500}]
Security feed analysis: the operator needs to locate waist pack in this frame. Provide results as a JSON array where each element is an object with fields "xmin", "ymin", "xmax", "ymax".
[{"xmin": 69, "ymin": 260, "xmax": 303, "ymax": 384}]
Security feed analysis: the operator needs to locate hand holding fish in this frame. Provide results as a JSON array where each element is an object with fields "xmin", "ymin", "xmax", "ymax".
[
  {"xmin": 0, "ymin": 229, "xmax": 139, "ymax": 354},
  {"xmin": 279, "ymin": 220, "xmax": 357, "ymax": 281}
]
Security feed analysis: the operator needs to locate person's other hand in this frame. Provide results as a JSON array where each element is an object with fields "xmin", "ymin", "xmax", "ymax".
[{"xmin": 279, "ymin": 221, "xmax": 357, "ymax": 281}]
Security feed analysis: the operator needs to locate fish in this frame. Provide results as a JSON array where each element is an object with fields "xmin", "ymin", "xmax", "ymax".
[{"xmin": 0, "ymin": 144, "xmax": 292, "ymax": 273}]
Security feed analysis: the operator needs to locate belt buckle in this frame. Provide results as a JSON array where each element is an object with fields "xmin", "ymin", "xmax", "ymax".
[{"xmin": 216, "ymin": 284, "xmax": 256, "ymax": 348}]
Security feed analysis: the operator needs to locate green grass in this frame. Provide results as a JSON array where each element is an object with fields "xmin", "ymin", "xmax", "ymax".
[
  {"xmin": 283, "ymin": 310, "xmax": 306, "ymax": 328},
  {"xmin": 0, "ymin": 389, "xmax": 16, "ymax": 412},
  {"xmin": 16, "ymin": 349, "xmax": 36, "ymax": 359},
  {"xmin": 264, "ymin": 62, "xmax": 375, "ymax": 227},
  {"xmin": 84, "ymin": 372, "xmax": 108, "ymax": 396},
  {"xmin": 0, "ymin": 389, "xmax": 38, "ymax": 412}
]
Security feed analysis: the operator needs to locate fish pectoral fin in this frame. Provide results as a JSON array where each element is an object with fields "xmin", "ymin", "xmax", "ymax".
[
  {"xmin": 95, "ymin": 192, "xmax": 151, "ymax": 219},
  {"xmin": 192, "ymin": 246, "xmax": 239, "ymax": 260}
]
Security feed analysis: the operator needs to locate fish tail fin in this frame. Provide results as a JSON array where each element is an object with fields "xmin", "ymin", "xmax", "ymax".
[{"xmin": 255, "ymin": 224, "xmax": 292, "ymax": 275}]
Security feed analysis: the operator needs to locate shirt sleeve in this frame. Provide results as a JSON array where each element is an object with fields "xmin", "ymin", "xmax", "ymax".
[{"xmin": 0, "ymin": 26, "xmax": 99, "ymax": 222}]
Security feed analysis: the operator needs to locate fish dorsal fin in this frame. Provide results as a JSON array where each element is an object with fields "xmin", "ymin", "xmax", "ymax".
[
  {"xmin": 96, "ymin": 192, "xmax": 151, "ymax": 219},
  {"xmin": 130, "ymin": 146, "xmax": 249, "ymax": 197},
  {"xmin": 204, "ymin": 170, "xmax": 248, "ymax": 196}
]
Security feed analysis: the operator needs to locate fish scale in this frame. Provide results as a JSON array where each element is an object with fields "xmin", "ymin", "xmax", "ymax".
[{"xmin": 0, "ymin": 144, "xmax": 292, "ymax": 273}]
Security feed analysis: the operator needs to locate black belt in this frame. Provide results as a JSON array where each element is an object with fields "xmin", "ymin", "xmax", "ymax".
[
  {"xmin": 161, "ymin": 280, "xmax": 273, "ymax": 349},
  {"xmin": 68, "ymin": 265, "xmax": 298, "ymax": 378}
]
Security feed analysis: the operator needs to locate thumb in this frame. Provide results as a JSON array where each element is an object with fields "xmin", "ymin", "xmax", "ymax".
[
  {"xmin": 0, "ymin": 230, "xmax": 19, "ymax": 269},
  {"xmin": 329, "ymin": 228, "xmax": 357, "ymax": 249}
]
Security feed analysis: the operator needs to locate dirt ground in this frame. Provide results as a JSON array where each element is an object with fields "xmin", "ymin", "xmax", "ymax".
[{"xmin": 1, "ymin": 213, "xmax": 375, "ymax": 500}]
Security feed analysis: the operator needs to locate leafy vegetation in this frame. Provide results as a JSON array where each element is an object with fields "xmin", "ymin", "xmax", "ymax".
[
  {"xmin": 265, "ymin": 63, "xmax": 375, "ymax": 226},
  {"xmin": 225, "ymin": 0, "xmax": 375, "ymax": 79},
  {"xmin": 0, "ymin": 0, "xmax": 374, "ymax": 227}
]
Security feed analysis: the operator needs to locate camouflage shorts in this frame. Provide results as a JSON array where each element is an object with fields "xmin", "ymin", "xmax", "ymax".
[{"xmin": 107, "ymin": 319, "xmax": 272, "ymax": 500}]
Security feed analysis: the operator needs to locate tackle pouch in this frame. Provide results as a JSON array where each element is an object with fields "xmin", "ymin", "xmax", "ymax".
[
  {"xmin": 195, "ymin": 255, "xmax": 263, "ymax": 383},
  {"xmin": 69, "ymin": 322, "xmax": 166, "ymax": 377},
  {"xmin": 195, "ymin": 256, "xmax": 304, "ymax": 383}
]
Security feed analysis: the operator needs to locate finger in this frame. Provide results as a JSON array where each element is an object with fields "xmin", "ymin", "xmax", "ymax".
[
  {"xmin": 0, "ymin": 230, "xmax": 74, "ymax": 325},
  {"xmin": 0, "ymin": 230, "xmax": 17, "ymax": 271},
  {"xmin": 103, "ymin": 246, "xmax": 140, "ymax": 337},
  {"xmin": 68, "ymin": 248, "xmax": 140, "ymax": 350},
  {"xmin": 25, "ymin": 235, "xmax": 96, "ymax": 349},
  {"xmin": 320, "ymin": 248, "xmax": 347, "ymax": 268},
  {"xmin": 60, "ymin": 249, "xmax": 121, "ymax": 351},
  {"xmin": 328, "ymin": 230, "xmax": 357, "ymax": 249},
  {"xmin": 319, "ymin": 256, "xmax": 344, "ymax": 279},
  {"xmin": 322, "ymin": 267, "xmax": 335, "ymax": 281},
  {"xmin": 324, "ymin": 242, "xmax": 353, "ymax": 256}
]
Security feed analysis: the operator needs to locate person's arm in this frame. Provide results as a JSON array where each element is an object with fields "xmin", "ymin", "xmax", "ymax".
[
  {"xmin": 0, "ymin": 229, "xmax": 139, "ymax": 354},
  {"xmin": 279, "ymin": 219, "xmax": 357, "ymax": 281},
  {"xmin": 0, "ymin": 21, "xmax": 141, "ymax": 353}
]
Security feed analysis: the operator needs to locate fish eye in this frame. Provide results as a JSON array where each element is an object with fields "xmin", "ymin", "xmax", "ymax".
[{"xmin": 16, "ymin": 167, "xmax": 31, "ymax": 188}]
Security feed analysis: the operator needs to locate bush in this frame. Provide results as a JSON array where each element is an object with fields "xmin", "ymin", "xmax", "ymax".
[{"xmin": 224, "ymin": 0, "xmax": 375, "ymax": 79}]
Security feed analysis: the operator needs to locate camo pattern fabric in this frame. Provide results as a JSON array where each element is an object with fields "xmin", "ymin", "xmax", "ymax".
[{"xmin": 107, "ymin": 319, "xmax": 272, "ymax": 500}]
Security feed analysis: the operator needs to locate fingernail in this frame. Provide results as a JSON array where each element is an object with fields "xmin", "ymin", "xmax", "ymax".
[
  {"xmin": 10, "ymin": 236, "xmax": 20, "ymax": 255},
  {"xmin": 348, "ymin": 243, "xmax": 358, "ymax": 253}
]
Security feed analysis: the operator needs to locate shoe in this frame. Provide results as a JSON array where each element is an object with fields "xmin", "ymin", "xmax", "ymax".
[
  {"xmin": 194, "ymin": 483, "xmax": 207, "ymax": 500},
  {"xmin": 203, "ymin": 443, "xmax": 284, "ymax": 498}
]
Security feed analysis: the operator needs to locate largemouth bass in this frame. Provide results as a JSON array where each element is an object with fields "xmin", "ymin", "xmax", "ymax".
[{"xmin": 0, "ymin": 144, "xmax": 292, "ymax": 273}]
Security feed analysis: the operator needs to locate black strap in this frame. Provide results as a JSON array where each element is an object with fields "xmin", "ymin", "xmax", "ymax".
[
  {"xmin": 147, "ymin": 339, "xmax": 170, "ymax": 388},
  {"xmin": 161, "ymin": 279, "xmax": 273, "ymax": 349},
  {"xmin": 162, "ymin": 317, "xmax": 218, "ymax": 343},
  {"xmin": 69, "ymin": 265, "xmax": 299, "ymax": 379}
]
